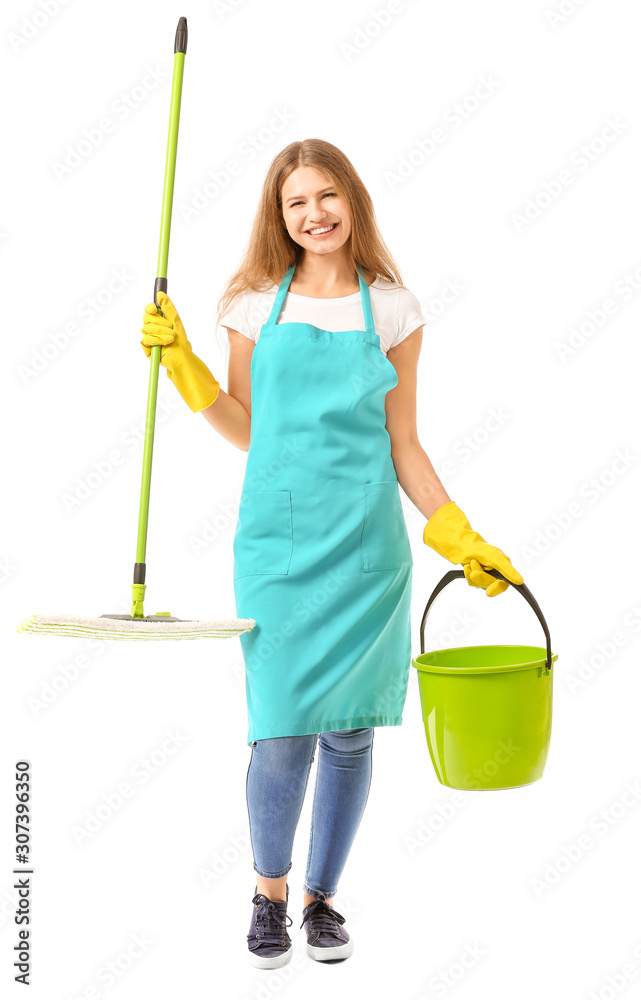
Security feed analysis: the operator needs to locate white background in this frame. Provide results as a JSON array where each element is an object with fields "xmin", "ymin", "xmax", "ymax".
[{"xmin": 3, "ymin": 0, "xmax": 640, "ymax": 996}]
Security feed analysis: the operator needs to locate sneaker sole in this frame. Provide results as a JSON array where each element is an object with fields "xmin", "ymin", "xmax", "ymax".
[
  {"xmin": 306, "ymin": 938, "xmax": 354, "ymax": 962},
  {"xmin": 248, "ymin": 945, "xmax": 293, "ymax": 969}
]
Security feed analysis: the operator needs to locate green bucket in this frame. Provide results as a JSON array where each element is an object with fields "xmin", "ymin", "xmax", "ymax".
[{"xmin": 412, "ymin": 569, "xmax": 557, "ymax": 791}]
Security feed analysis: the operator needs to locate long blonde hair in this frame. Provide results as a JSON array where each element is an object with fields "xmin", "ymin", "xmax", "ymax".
[{"xmin": 214, "ymin": 138, "xmax": 404, "ymax": 361}]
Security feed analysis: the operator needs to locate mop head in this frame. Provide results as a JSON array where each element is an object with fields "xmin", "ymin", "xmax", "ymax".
[{"xmin": 17, "ymin": 612, "xmax": 255, "ymax": 641}]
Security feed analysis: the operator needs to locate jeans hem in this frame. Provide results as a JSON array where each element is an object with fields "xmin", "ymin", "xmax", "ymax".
[
  {"xmin": 253, "ymin": 861, "xmax": 292, "ymax": 879},
  {"xmin": 303, "ymin": 884, "xmax": 337, "ymax": 899}
]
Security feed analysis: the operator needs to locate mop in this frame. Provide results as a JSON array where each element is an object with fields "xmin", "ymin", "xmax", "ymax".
[{"xmin": 18, "ymin": 18, "xmax": 254, "ymax": 641}]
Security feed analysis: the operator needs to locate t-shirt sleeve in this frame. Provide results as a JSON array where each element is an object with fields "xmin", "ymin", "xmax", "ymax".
[
  {"xmin": 389, "ymin": 287, "xmax": 427, "ymax": 350},
  {"xmin": 219, "ymin": 292, "xmax": 256, "ymax": 342}
]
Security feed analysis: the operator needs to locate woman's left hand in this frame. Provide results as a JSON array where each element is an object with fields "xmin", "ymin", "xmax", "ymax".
[{"xmin": 423, "ymin": 501, "xmax": 523, "ymax": 598}]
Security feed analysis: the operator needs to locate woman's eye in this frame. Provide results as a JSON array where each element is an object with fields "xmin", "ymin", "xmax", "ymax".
[{"xmin": 291, "ymin": 193, "xmax": 336, "ymax": 207}]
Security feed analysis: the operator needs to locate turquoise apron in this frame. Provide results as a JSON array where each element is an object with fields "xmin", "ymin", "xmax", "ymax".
[{"xmin": 233, "ymin": 261, "xmax": 413, "ymax": 745}]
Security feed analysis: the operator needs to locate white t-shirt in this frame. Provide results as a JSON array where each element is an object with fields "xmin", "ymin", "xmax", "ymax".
[{"xmin": 218, "ymin": 276, "xmax": 427, "ymax": 355}]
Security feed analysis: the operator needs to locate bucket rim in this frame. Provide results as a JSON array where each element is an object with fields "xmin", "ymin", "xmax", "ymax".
[{"xmin": 411, "ymin": 643, "xmax": 558, "ymax": 675}]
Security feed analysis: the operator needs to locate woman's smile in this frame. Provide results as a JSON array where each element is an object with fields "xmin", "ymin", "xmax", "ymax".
[{"xmin": 304, "ymin": 222, "xmax": 339, "ymax": 239}]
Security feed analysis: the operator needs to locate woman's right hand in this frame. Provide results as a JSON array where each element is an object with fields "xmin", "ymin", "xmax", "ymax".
[{"xmin": 140, "ymin": 291, "xmax": 220, "ymax": 412}]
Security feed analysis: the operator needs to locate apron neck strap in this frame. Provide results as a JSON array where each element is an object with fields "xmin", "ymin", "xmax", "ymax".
[
  {"xmin": 267, "ymin": 264, "xmax": 295, "ymax": 326},
  {"xmin": 356, "ymin": 264, "xmax": 375, "ymax": 337},
  {"xmin": 267, "ymin": 261, "xmax": 375, "ymax": 336}
]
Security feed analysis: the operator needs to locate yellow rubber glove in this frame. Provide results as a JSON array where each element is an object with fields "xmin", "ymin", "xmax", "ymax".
[
  {"xmin": 423, "ymin": 501, "xmax": 523, "ymax": 597},
  {"xmin": 140, "ymin": 291, "xmax": 220, "ymax": 412}
]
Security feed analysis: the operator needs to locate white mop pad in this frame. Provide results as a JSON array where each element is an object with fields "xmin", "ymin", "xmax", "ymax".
[{"xmin": 17, "ymin": 613, "xmax": 255, "ymax": 640}]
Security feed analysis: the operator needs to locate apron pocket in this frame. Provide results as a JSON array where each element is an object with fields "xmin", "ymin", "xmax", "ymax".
[
  {"xmin": 233, "ymin": 490, "xmax": 293, "ymax": 579},
  {"xmin": 361, "ymin": 481, "xmax": 413, "ymax": 572}
]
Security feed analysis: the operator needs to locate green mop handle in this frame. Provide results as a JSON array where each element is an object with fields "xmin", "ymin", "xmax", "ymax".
[{"xmin": 131, "ymin": 16, "xmax": 188, "ymax": 619}]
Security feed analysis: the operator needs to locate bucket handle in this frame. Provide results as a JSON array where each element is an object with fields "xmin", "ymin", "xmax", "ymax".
[{"xmin": 419, "ymin": 568, "xmax": 553, "ymax": 672}]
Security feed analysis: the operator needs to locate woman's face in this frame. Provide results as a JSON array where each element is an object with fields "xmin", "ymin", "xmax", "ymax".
[{"xmin": 281, "ymin": 165, "xmax": 351, "ymax": 256}]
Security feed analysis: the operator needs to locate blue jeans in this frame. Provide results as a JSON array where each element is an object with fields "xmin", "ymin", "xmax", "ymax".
[{"xmin": 246, "ymin": 727, "xmax": 375, "ymax": 900}]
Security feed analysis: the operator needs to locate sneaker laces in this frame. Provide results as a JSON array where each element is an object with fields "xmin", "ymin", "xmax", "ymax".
[
  {"xmin": 300, "ymin": 898, "xmax": 347, "ymax": 936},
  {"xmin": 248, "ymin": 893, "xmax": 293, "ymax": 950}
]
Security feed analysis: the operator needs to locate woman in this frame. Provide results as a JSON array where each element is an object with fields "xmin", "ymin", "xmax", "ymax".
[{"xmin": 140, "ymin": 139, "xmax": 523, "ymax": 969}]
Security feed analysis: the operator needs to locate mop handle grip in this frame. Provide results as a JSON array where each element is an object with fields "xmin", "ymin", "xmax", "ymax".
[{"xmin": 419, "ymin": 568, "xmax": 553, "ymax": 672}]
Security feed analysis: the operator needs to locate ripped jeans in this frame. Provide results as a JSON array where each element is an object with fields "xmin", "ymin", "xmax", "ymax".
[{"xmin": 246, "ymin": 727, "xmax": 375, "ymax": 900}]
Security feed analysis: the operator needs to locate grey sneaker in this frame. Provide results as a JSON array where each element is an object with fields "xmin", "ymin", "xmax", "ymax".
[
  {"xmin": 247, "ymin": 884, "xmax": 293, "ymax": 969},
  {"xmin": 300, "ymin": 888, "xmax": 354, "ymax": 962}
]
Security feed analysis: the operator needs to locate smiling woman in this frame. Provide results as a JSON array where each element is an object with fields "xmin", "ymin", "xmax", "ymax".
[{"xmin": 138, "ymin": 136, "xmax": 524, "ymax": 968}]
